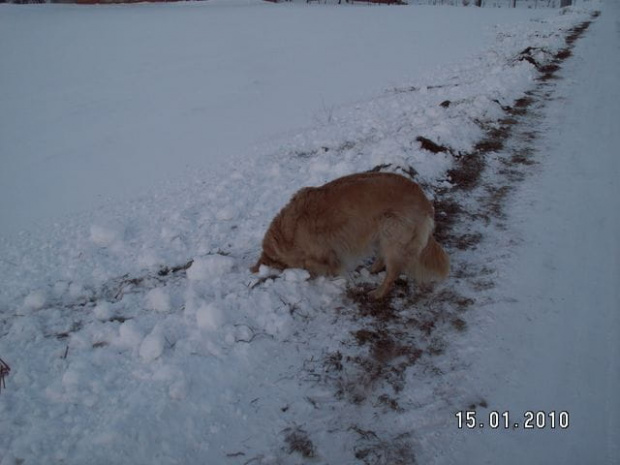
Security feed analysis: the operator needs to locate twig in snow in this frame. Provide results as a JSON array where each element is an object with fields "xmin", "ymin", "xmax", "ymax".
[
  {"xmin": 248, "ymin": 274, "xmax": 280, "ymax": 289},
  {"xmin": 0, "ymin": 357, "xmax": 10, "ymax": 393}
]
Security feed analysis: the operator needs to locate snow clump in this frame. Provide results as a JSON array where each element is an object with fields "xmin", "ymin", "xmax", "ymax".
[
  {"xmin": 93, "ymin": 302, "xmax": 112, "ymax": 321},
  {"xmin": 145, "ymin": 287, "xmax": 171, "ymax": 313},
  {"xmin": 90, "ymin": 224, "xmax": 124, "ymax": 247},
  {"xmin": 196, "ymin": 302, "xmax": 225, "ymax": 331},
  {"xmin": 139, "ymin": 329, "xmax": 165, "ymax": 362},
  {"xmin": 22, "ymin": 290, "xmax": 47, "ymax": 311},
  {"xmin": 117, "ymin": 320, "xmax": 144, "ymax": 349},
  {"xmin": 187, "ymin": 255, "xmax": 235, "ymax": 282}
]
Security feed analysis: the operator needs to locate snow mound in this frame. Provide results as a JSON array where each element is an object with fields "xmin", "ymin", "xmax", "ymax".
[
  {"xmin": 116, "ymin": 320, "xmax": 144, "ymax": 349},
  {"xmin": 139, "ymin": 329, "xmax": 165, "ymax": 362},
  {"xmin": 93, "ymin": 302, "xmax": 112, "ymax": 321},
  {"xmin": 283, "ymin": 268, "xmax": 311, "ymax": 282},
  {"xmin": 90, "ymin": 224, "xmax": 124, "ymax": 248},
  {"xmin": 145, "ymin": 287, "xmax": 171, "ymax": 313},
  {"xmin": 196, "ymin": 302, "xmax": 225, "ymax": 332},
  {"xmin": 187, "ymin": 255, "xmax": 235, "ymax": 282},
  {"xmin": 22, "ymin": 290, "xmax": 46, "ymax": 312}
]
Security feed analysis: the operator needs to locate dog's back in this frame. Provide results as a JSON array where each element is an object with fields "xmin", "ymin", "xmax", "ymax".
[{"xmin": 252, "ymin": 172, "xmax": 449, "ymax": 298}]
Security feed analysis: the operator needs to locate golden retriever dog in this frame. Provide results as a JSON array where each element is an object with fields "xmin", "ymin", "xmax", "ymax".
[{"xmin": 250, "ymin": 172, "xmax": 449, "ymax": 299}]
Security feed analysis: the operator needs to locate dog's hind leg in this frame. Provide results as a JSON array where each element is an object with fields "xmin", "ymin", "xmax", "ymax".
[
  {"xmin": 370, "ymin": 216, "xmax": 410, "ymax": 299},
  {"xmin": 370, "ymin": 256, "xmax": 385, "ymax": 274},
  {"xmin": 371, "ymin": 215, "xmax": 432, "ymax": 299},
  {"xmin": 370, "ymin": 257, "xmax": 404, "ymax": 299}
]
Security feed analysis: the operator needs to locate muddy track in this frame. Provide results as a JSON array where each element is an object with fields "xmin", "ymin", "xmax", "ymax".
[{"xmin": 314, "ymin": 12, "xmax": 600, "ymax": 464}]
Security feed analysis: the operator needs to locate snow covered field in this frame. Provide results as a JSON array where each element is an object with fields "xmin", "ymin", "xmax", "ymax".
[
  {"xmin": 1, "ymin": 0, "xmax": 618, "ymax": 464},
  {"xmin": 0, "ymin": 0, "xmax": 554, "ymax": 237}
]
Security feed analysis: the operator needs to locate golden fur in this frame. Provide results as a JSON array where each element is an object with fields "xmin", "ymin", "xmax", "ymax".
[{"xmin": 251, "ymin": 172, "xmax": 450, "ymax": 299}]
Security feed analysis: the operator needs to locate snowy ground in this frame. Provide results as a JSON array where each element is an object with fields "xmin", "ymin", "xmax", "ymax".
[
  {"xmin": 1, "ymin": 1, "xmax": 618, "ymax": 464},
  {"xmin": 438, "ymin": 2, "xmax": 620, "ymax": 461},
  {"xmin": 0, "ymin": 0, "xmax": 553, "ymax": 237}
]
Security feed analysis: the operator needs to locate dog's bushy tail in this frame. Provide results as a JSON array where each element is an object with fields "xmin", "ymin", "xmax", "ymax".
[{"xmin": 410, "ymin": 231, "xmax": 450, "ymax": 284}]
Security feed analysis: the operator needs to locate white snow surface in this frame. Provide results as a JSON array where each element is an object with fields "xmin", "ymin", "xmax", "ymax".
[
  {"xmin": 1, "ymin": 1, "xmax": 618, "ymax": 464},
  {"xmin": 1, "ymin": 0, "xmax": 553, "ymax": 237}
]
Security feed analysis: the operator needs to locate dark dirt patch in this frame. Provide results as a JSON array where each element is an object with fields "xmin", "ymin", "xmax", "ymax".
[
  {"xmin": 539, "ymin": 63, "xmax": 561, "ymax": 75},
  {"xmin": 470, "ymin": 279, "xmax": 495, "ymax": 291},
  {"xmin": 369, "ymin": 163, "xmax": 419, "ymax": 180},
  {"xmin": 416, "ymin": 136, "xmax": 450, "ymax": 154},
  {"xmin": 353, "ymin": 432, "xmax": 416, "ymax": 465},
  {"xmin": 509, "ymin": 148, "xmax": 536, "ymax": 166},
  {"xmin": 324, "ymin": 279, "xmax": 472, "ymax": 421},
  {"xmin": 508, "ymin": 95, "xmax": 535, "ymax": 116},
  {"xmin": 430, "ymin": 289, "xmax": 475, "ymax": 312},
  {"xmin": 447, "ymin": 117, "xmax": 517, "ymax": 191},
  {"xmin": 324, "ymin": 350, "xmax": 344, "ymax": 372},
  {"xmin": 156, "ymin": 260, "xmax": 194, "ymax": 277},
  {"xmin": 498, "ymin": 166, "xmax": 526, "ymax": 183},
  {"xmin": 340, "ymin": 281, "xmax": 476, "ymax": 401},
  {"xmin": 481, "ymin": 184, "xmax": 513, "ymax": 220},
  {"xmin": 468, "ymin": 399, "xmax": 489, "ymax": 410},
  {"xmin": 283, "ymin": 427, "xmax": 316, "ymax": 459},
  {"xmin": 475, "ymin": 137, "xmax": 504, "ymax": 154},
  {"xmin": 566, "ymin": 21, "xmax": 592, "ymax": 45},
  {"xmin": 376, "ymin": 394, "xmax": 404, "ymax": 412},
  {"xmin": 517, "ymin": 46, "xmax": 544, "ymax": 69},
  {"xmin": 434, "ymin": 198, "xmax": 463, "ymax": 245},
  {"xmin": 453, "ymin": 232, "xmax": 483, "ymax": 251},
  {"xmin": 499, "ymin": 116, "xmax": 518, "ymax": 127},
  {"xmin": 451, "ymin": 317, "xmax": 467, "ymax": 332},
  {"xmin": 539, "ymin": 64, "xmax": 562, "ymax": 81},
  {"xmin": 555, "ymin": 48, "xmax": 573, "ymax": 61},
  {"xmin": 346, "ymin": 284, "xmax": 399, "ymax": 322},
  {"xmin": 447, "ymin": 152, "xmax": 485, "ymax": 190}
]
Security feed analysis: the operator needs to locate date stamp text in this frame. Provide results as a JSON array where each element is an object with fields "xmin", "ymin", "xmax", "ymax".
[{"xmin": 455, "ymin": 410, "xmax": 570, "ymax": 430}]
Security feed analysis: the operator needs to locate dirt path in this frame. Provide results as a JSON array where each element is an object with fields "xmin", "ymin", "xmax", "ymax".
[{"xmin": 435, "ymin": 3, "xmax": 620, "ymax": 463}]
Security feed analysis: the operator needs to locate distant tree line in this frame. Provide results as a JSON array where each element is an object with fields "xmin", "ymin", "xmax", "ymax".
[
  {"xmin": 267, "ymin": 0, "xmax": 408, "ymax": 4},
  {"xmin": 410, "ymin": 0, "xmax": 572, "ymax": 6},
  {"xmin": 267, "ymin": 0, "xmax": 572, "ymax": 5},
  {"xmin": 0, "ymin": 0, "xmax": 573, "ymax": 6}
]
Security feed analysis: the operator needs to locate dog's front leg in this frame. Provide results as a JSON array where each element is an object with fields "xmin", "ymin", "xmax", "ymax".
[
  {"xmin": 303, "ymin": 253, "xmax": 341, "ymax": 277},
  {"xmin": 370, "ymin": 269, "xmax": 399, "ymax": 300}
]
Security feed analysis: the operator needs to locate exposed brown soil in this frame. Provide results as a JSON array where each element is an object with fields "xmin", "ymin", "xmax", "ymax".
[
  {"xmin": 318, "ymin": 14, "xmax": 600, "ymax": 461},
  {"xmin": 416, "ymin": 136, "xmax": 450, "ymax": 154}
]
